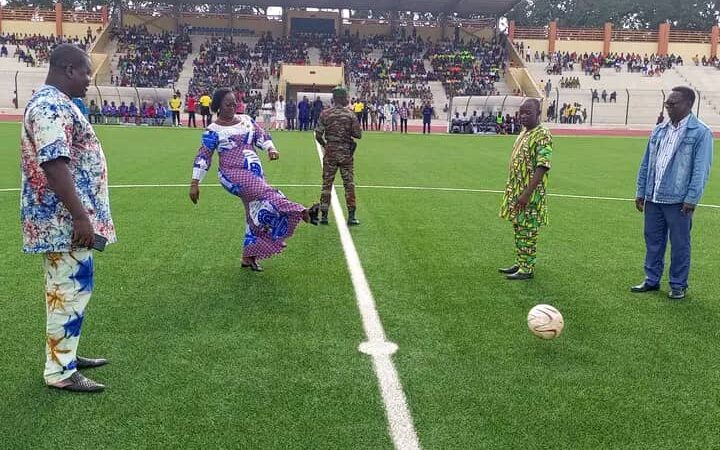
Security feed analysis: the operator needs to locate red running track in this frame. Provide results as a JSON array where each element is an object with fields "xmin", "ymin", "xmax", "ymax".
[{"xmin": 2, "ymin": 113, "xmax": 718, "ymax": 137}]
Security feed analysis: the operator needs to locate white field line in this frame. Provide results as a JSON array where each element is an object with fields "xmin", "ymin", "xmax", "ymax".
[
  {"xmin": 314, "ymin": 142, "xmax": 421, "ymax": 450},
  {"xmin": 1, "ymin": 183, "xmax": 719, "ymax": 209}
]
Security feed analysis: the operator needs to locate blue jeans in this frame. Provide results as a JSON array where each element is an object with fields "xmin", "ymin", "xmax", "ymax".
[{"xmin": 643, "ymin": 201, "xmax": 693, "ymax": 289}]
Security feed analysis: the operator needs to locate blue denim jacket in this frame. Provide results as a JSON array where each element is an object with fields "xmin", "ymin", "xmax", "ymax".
[{"xmin": 636, "ymin": 114, "xmax": 713, "ymax": 205}]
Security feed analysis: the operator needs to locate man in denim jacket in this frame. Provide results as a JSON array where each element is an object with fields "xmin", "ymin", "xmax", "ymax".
[{"xmin": 632, "ymin": 86, "xmax": 713, "ymax": 300}]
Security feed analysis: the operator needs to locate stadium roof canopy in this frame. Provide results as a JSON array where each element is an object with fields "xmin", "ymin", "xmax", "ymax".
[{"xmin": 171, "ymin": 0, "xmax": 521, "ymax": 16}]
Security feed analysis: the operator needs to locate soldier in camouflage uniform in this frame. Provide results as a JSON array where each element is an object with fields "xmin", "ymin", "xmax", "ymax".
[{"xmin": 315, "ymin": 86, "xmax": 362, "ymax": 225}]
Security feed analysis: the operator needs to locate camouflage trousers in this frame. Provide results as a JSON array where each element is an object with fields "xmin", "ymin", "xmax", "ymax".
[
  {"xmin": 321, "ymin": 149, "xmax": 355, "ymax": 212},
  {"xmin": 513, "ymin": 223, "xmax": 540, "ymax": 273}
]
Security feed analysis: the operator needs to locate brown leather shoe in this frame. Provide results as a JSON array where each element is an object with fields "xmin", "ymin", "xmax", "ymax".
[
  {"xmin": 48, "ymin": 372, "xmax": 105, "ymax": 393},
  {"xmin": 76, "ymin": 356, "xmax": 108, "ymax": 369}
]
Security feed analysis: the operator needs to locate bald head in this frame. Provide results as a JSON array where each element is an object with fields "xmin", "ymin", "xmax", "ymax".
[
  {"xmin": 518, "ymin": 98, "xmax": 542, "ymax": 130},
  {"xmin": 522, "ymin": 98, "xmax": 541, "ymax": 113},
  {"xmin": 46, "ymin": 43, "xmax": 92, "ymax": 99},
  {"xmin": 50, "ymin": 43, "xmax": 89, "ymax": 69}
]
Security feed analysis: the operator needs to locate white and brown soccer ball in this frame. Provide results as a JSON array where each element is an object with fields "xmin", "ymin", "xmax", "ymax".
[{"xmin": 527, "ymin": 304, "xmax": 564, "ymax": 339}]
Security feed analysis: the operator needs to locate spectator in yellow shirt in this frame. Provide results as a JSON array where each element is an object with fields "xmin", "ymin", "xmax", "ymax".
[
  {"xmin": 199, "ymin": 92, "xmax": 212, "ymax": 127},
  {"xmin": 169, "ymin": 93, "xmax": 182, "ymax": 127},
  {"xmin": 353, "ymin": 100, "xmax": 364, "ymax": 124}
]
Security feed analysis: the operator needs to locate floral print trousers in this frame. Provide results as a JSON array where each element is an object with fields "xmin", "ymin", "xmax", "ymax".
[{"xmin": 42, "ymin": 250, "xmax": 94, "ymax": 384}]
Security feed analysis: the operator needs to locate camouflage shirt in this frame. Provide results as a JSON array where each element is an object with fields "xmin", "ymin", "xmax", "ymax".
[{"xmin": 316, "ymin": 106, "xmax": 362, "ymax": 151}]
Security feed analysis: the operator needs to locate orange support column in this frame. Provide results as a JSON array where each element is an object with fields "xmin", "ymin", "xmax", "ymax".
[
  {"xmin": 603, "ymin": 22, "xmax": 612, "ymax": 55},
  {"xmin": 101, "ymin": 6, "xmax": 108, "ymax": 25},
  {"xmin": 658, "ymin": 23, "xmax": 670, "ymax": 56},
  {"xmin": 509, "ymin": 20, "xmax": 516, "ymax": 41},
  {"xmin": 548, "ymin": 20, "xmax": 557, "ymax": 53},
  {"xmin": 711, "ymin": 26, "xmax": 719, "ymax": 59},
  {"xmin": 0, "ymin": 7, "xmax": 3, "ymax": 35},
  {"xmin": 55, "ymin": 3, "xmax": 63, "ymax": 37}
]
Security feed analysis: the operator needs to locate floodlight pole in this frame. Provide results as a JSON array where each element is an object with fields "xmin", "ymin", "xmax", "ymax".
[
  {"xmin": 14, "ymin": 70, "xmax": 18, "ymax": 107},
  {"xmin": 625, "ymin": 89, "xmax": 630, "ymax": 126},
  {"xmin": 555, "ymin": 88, "xmax": 559, "ymax": 123},
  {"xmin": 94, "ymin": 77, "xmax": 103, "ymax": 106},
  {"xmin": 696, "ymin": 89, "xmax": 701, "ymax": 118},
  {"xmin": 590, "ymin": 89, "xmax": 595, "ymax": 126}
]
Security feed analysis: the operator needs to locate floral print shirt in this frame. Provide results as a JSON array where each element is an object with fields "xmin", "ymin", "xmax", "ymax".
[{"xmin": 20, "ymin": 85, "xmax": 116, "ymax": 253}]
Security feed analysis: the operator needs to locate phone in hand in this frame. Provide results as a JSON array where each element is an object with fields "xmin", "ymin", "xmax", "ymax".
[{"xmin": 92, "ymin": 233, "xmax": 108, "ymax": 252}]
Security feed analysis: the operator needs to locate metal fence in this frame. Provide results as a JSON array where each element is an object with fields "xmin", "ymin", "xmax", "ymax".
[
  {"xmin": 2, "ymin": 70, "xmax": 173, "ymax": 110},
  {"xmin": 447, "ymin": 89, "xmax": 720, "ymax": 130},
  {"xmin": 546, "ymin": 88, "xmax": 720, "ymax": 127}
]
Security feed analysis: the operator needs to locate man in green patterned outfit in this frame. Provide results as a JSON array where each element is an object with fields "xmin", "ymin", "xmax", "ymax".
[{"xmin": 499, "ymin": 98, "xmax": 553, "ymax": 280}]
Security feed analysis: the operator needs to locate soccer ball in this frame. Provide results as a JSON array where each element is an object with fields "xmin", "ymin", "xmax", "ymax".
[{"xmin": 527, "ymin": 304, "xmax": 564, "ymax": 339}]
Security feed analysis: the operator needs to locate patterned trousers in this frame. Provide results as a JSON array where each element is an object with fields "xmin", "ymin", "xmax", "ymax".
[
  {"xmin": 43, "ymin": 250, "xmax": 94, "ymax": 384},
  {"xmin": 513, "ymin": 223, "xmax": 540, "ymax": 273},
  {"xmin": 320, "ymin": 149, "xmax": 356, "ymax": 212}
]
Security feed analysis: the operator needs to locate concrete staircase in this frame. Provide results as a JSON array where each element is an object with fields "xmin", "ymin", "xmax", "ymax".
[
  {"xmin": 671, "ymin": 65, "xmax": 720, "ymax": 126},
  {"xmin": 307, "ymin": 47, "xmax": 321, "ymax": 65},
  {"xmin": 369, "ymin": 48, "xmax": 384, "ymax": 60},
  {"xmin": 428, "ymin": 81, "xmax": 449, "ymax": 109},
  {"xmin": 174, "ymin": 35, "xmax": 206, "ymax": 94},
  {"xmin": 521, "ymin": 61, "xmax": 720, "ymax": 126}
]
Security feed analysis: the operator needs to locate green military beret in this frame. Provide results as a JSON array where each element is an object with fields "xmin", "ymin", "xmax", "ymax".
[{"xmin": 332, "ymin": 86, "xmax": 348, "ymax": 97}]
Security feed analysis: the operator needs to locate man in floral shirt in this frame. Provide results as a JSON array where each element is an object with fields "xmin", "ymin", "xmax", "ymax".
[
  {"xmin": 499, "ymin": 99, "xmax": 552, "ymax": 280},
  {"xmin": 21, "ymin": 44, "xmax": 116, "ymax": 392}
]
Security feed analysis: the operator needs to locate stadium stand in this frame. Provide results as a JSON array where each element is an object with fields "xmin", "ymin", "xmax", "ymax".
[{"xmin": 109, "ymin": 25, "xmax": 192, "ymax": 88}]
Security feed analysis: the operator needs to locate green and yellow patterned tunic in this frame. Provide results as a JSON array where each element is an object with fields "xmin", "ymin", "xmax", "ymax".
[{"xmin": 500, "ymin": 125, "xmax": 553, "ymax": 227}]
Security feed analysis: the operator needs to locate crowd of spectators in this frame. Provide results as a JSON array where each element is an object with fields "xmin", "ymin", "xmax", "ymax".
[
  {"xmin": 110, "ymin": 26, "xmax": 192, "ymax": 88},
  {"xmin": 428, "ymin": 37, "xmax": 506, "ymax": 97},
  {"xmin": 451, "ymin": 110, "xmax": 520, "ymax": 134},
  {"xmin": 320, "ymin": 34, "xmax": 434, "ymax": 104},
  {"xmin": 591, "ymin": 89, "xmax": 617, "ymax": 103},
  {"xmin": 82, "ymin": 98, "xmax": 172, "ymax": 126},
  {"xmin": 0, "ymin": 31, "xmax": 96, "ymax": 66},
  {"xmin": 255, "ymin": 32, "xmax": 311, "ymax": 65},
  {"xmin": 187, "ymin": 37, "xmax": 267, "ymax": 97},
  {"xmin": 692, "ymin": 54, "xmax": 720, "ymax": 69},
  {"xmin": 539, "ymin": 49, "xmax": 683, "ymax": 78}
]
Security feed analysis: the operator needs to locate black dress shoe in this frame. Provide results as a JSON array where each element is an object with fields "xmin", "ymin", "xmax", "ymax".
[
  {"xmin": 48, "ymin": 372, "xmax": 105, "ymax": 393},
  {"xmin": 498, "ymin": 264, "xmax": 520, "ymax": 274},
  {"xmin": 76, "ymin": 356, "xmax": 108, "ymax": 369},
  {"xmin": 630, "ymin": 282, "xmax": 660, "ymax": 293},
  {"xmin": 668, "ymin": 288, "xmax": 687, "ymax": 300},
  {"xmin": 506, "ymin": 271, "xmax": 533, "ymax": 280},
  {"xmin": 320, "ymin": 216, "xmax": 329, "ymax": 225}
]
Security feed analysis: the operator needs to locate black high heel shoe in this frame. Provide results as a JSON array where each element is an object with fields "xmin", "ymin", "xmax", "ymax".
[
  {"xmin": 308, "ymin": 203, "xmax": 320, "ymax": 225},
  {"xmin": 241, "ymin": 259, "xmax": 264, "ymax": 272}
]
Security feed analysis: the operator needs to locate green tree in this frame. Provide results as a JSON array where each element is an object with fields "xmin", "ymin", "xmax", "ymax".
[{"xmin": 506, "ymin": 0, "xmax": 719, "ymax": 30}]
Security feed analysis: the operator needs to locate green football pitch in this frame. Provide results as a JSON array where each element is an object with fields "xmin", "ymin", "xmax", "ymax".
[{"xmin": 1, "ymin": 122, "xmax": 719, "ymax": 449}]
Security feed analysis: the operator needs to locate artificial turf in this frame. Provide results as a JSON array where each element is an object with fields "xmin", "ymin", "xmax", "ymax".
[{"xmin": 1, "ymin": 122, "xmax": 718, "ymax": 449}]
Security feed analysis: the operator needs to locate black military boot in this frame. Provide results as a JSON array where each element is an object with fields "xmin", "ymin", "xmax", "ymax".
[
  {"xmin": 347, "ymin": 207, "xmax": 360, "ymax": 226},
  {"xmin": 320, "ymin": 210, "xmax": 329, "ymax": 225}
]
